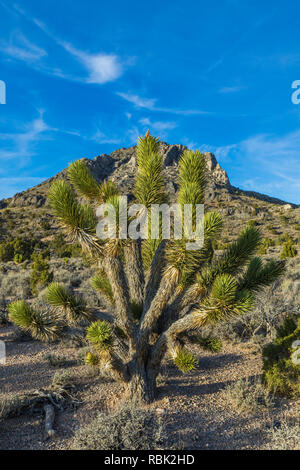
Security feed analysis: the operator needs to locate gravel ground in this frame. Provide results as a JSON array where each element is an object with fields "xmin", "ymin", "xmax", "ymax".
[{"xmin": 0, "ymin": 325, "xmax": 299, "ymax": 450}]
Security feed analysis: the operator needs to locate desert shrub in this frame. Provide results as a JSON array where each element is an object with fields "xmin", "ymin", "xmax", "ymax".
[
  {"xmin": 13, "ymin": 238, "xmax": 35, "ymax": 259},
  {"xmin": 224, "ymin": 378, "xmax": 274, "ymax": 413},
  {"xmin": 0, "ymin": 238, "xmax": 39, "ymax": 263},
  {"xmin": 279, "ymin": 215, "xmax": 289, "ymax": 225},
  {"xmin": 211, "ymin": 281, "xmax": 300, "ymax": 344},
  {"xmin": 191, "ymin": 334, "xmax": 222, "ymax": 353},
  {"xmin": 40, "ymin": 220, "xmax": 51, "ymax": 231},
  {"xmin": 281, "ymin": 241, "xmax": 298, "ymax": 259},
  {"xmin": 43, "ymin": 353, "xmax": 67, "ymax": 367},
  {"xmin": 262, "ymin": 315, "xmax": 300, "ymax": 397},
  {"xmin": 52, "ymin": 370, "xmax": 77, "ymax": 388},
  {"xmin": 14, "ymin": 253, "xmax": 24, "ymax": 264},
  {"xmin": 77, "ymin": 346, "xmax": 92, "ymax": 364},
  {"xmin": 257, "ymin": 237, "xmax": 275, "ymax": 255},
  {"xmin": 50, "ymin": 233, "xmax": 81, "ymax": 258},
  {"xmin": 0, "ymin": 394, "xmax": 27, "ymax": 420},
  {"xmin": 247, "ymin": 219, "xmax": 258, "ymax": 227},
  {"xmin": 0, "ymin": 242, "xmax": 14, "ymax": 262},
  {"xmin": 0, "ymin": 308, "xmax": 8, "ymax": 326},
  {"xmin": 30, "ymin": 253, "xmax": 54, "ymax": 294},
  {"xmin": 0, "ymin": 269, "xmax": 31, "ymax": 300},
  {"xmin": 267, "ymin": 419, "xmax": 300, "ymax": 450},
  {"xmin": 277, "ymin": 233, "xmax": 295, "ymax": 245},
  {"xmin": 72, "ymin": 405, "xmax": 168, "ymax": 450}
]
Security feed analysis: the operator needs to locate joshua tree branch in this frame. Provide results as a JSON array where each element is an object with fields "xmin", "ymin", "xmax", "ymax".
[
  {"xmin": 103, "ymin": 257, "xmax": 137, "ymax": 347},
  {"xmin": 156, "ymin": 283, "xmax": 201, "ymax": 334},
  {"xmin": 124, "ymin": 239, "xmax": 145, "ymax": 306},
  {"xmin": 143, "ymin": 240, "xmax": 166, "ymax": 313},
  {"xmin": 99, "ymin": 351, "xmax": 130, "ymax": 382}
]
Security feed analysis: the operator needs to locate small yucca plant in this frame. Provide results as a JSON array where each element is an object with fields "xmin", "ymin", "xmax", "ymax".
[
  {"xmin": 8, "ymin": 300, "xmax": 64, "ymax": 342},
  {"xmin": 174, "ymin": 348, "xmax": 197, "ymax": 373},
  {"xmin": 86, "ymin": 321, "xmax": 113, "ymax": 349},
  {"xmin": 85, "ymin": 352, "xmax": 99, "ymax": 366}
]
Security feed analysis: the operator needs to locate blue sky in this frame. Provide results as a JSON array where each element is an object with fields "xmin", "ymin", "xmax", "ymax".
[{"xmin": 0, "ymin": 0, "xmax": 300, "ymax": 204}]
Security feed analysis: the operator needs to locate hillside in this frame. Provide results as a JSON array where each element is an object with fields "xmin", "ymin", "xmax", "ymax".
[{"xmin": 0, "ymin": 142, "xmax": 299, "ymax": 250}]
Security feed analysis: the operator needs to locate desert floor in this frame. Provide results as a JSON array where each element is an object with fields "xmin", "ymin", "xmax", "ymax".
[{"xmin": 0, "ymin": 324, "xmax": 299, "ymax": 450}]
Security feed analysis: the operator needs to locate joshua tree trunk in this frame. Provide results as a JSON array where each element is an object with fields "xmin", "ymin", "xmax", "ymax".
[{"xmin": 127, "ymin": 356, "xmax": 159, "ymax": 403}]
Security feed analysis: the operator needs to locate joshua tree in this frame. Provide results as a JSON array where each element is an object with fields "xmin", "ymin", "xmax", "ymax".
[{"xmin": 9, "ymin": 132, "xmax": 285, "ymax": 403}]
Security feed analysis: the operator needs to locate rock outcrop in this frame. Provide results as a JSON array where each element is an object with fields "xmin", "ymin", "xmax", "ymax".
[{"xmin": 0, "ymin": 141, "xmax": 297, "ymax": 209}]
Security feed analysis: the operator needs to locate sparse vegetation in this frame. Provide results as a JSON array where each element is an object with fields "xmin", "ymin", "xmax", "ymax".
[
  {"xmin": 281, "ymin": 240, "xmax": 298, "ymax": 259},
  {"xmin": 191, "ymin": 334, "xmax": 222, "ymax": 353},
  {"xmin": 263, "ymin": 315, "xmax": 300, "ymax": 397},
  {"xmin": 72, "ymin": 405, "xmax": 169, "ymax": 450},
  {"xmin": 30, "ymin": 253, "xmax": 54, "ymax": 294},
  {"xmin": 224, "ymin": 378, "xmax": 274, "ymax": 413},
  {"xmin": 267, "ymin": 418, "xmax": 300, "ymax": 450}
]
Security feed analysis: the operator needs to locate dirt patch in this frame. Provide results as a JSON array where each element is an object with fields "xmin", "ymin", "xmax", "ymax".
[{"xmin": 0, "ymin": 325, "xmax": 299, "ymax": 450}]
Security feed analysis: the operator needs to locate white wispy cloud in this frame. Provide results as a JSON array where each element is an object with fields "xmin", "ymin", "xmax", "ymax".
[
  {"xmin": 32, "ymin": 17, "xmax": 130, "ymax": 84},
  {"xmin": 0, "ymin": 31, "xmax": 47, "ymax": 62},
  {"xmin": 117, "ymin": 93, "xmax": 157, "ymax": 109},
  {"xmin": 60, "ymin": 42, "xmax": 124, "ymax": 84},
  {"xmin": 139, "ymin": 117, "xmax": 177, "ymax": 132},
  {"xmin": 0, "ymin": 6, "xmax": 128, "ymax": 85},
  {"xmin": 91, "ymin": 129, "xmax": 121, "ymax": 145},
  {"xmin": 0, "ymin": 113, "xmax": 51, "ymax": 169},
  {"xmin": 117, "ymin": 92, "xmax": 210, "ymax": 116}
]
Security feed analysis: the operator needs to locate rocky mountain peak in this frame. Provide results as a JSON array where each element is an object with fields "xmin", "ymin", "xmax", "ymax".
[{"xmin": 0, "ymin": 142, "xmax": 297, "ymax": 209}]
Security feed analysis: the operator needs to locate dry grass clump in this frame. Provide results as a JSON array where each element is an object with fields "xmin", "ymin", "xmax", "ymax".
[
  {"xmin": 72, "ymin": 405, "xmax": 168, "ymax": 450},
  {"xmin": 43, "ymin": 353, "xmax": 67, "ymax": 367},
  {"xmin": 0, "ymin": 268, "xmax": 31, "ymax": 301},
  {"xmin": 51, "ymin": 370, "xmax": 77, "ymax": 388},
  {"xmin": 224, "ymin": 378, "xmax": 274, "ymax": 414},
  {"xmin": 0, "ymin": 394, "xmax": 27, "ymax": 420},
  {"xmin": 267, "ymin": 419, "xmax": 300, "ymax": 450}
]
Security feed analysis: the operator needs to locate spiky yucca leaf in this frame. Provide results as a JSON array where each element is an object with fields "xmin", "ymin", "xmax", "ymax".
[
  {"xmin": 174, "ymin": 348, "xmax": 197, "ymax": 373},
  {"xmin": 136, "ymin": 131, "xmax": 160, "ymax": 167},
  {"xmin": 177, "ymin": 150, "xmax": 206, "ymax": 207},
  {"xmin": 49, "ymin": 180, "xmax": 95, "ymax": 229},
  {"xmin": 135, "ymin": 132, "xmax": 167, "ymax": 267},
  {"xmin": 85, "ymin": 352, "xmax": 99, "ymax": 366},
  {"xmin": 48, "ymin": 180, "xmax": 102, "ymax": 255},
  {"xmin": 215, "ymin": 226, "xmax": 261, "ymax": 276},
  {"xmin": 134, "ymin": 133, "xmax": 166, "ymax": 208},
  {"xmin": 99, "ymin": 180, "xmax": 119, "ymax": 202},
  {"xmin": 239, "ymin": 258, "xmax": 286, "ymax": 293},
  {"xmin": 195, "ymin": 282, "xmax": 254, "ymax": 326},
  {"xmin": 211, "ymin": 274, "xmax": 237, "ymax": 305},
  {"xmin": 86, "ymin": 321, "xmax": 113, "ymax": 349},
  {"xmin": 8, "ymin": 300, "xmax": 64, "ymax": 341},
  {"xmin": 98, "ymin": 194, "xmax": 127, "ymax": 256},
  {"xmin": 8, "ymin": 300, "xmax": 34, "ymax": 329},
  {"xmin": 91, "ymin": 271, "xmax": 114, "ymax": 303},
  {"xmin": 45, "ymin": 282, "xmax": 92, "ymax": 324},
  {"xmin": 164, "ymin": 211, "xmax": 223, "ymax": 288},
  {"xmin": 28, "ymin": 309, "xmax": 65, "ymax": 342},
  {"xmin": 68, "ymin": 160, "xmax": 101, "ymax": 201}
]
